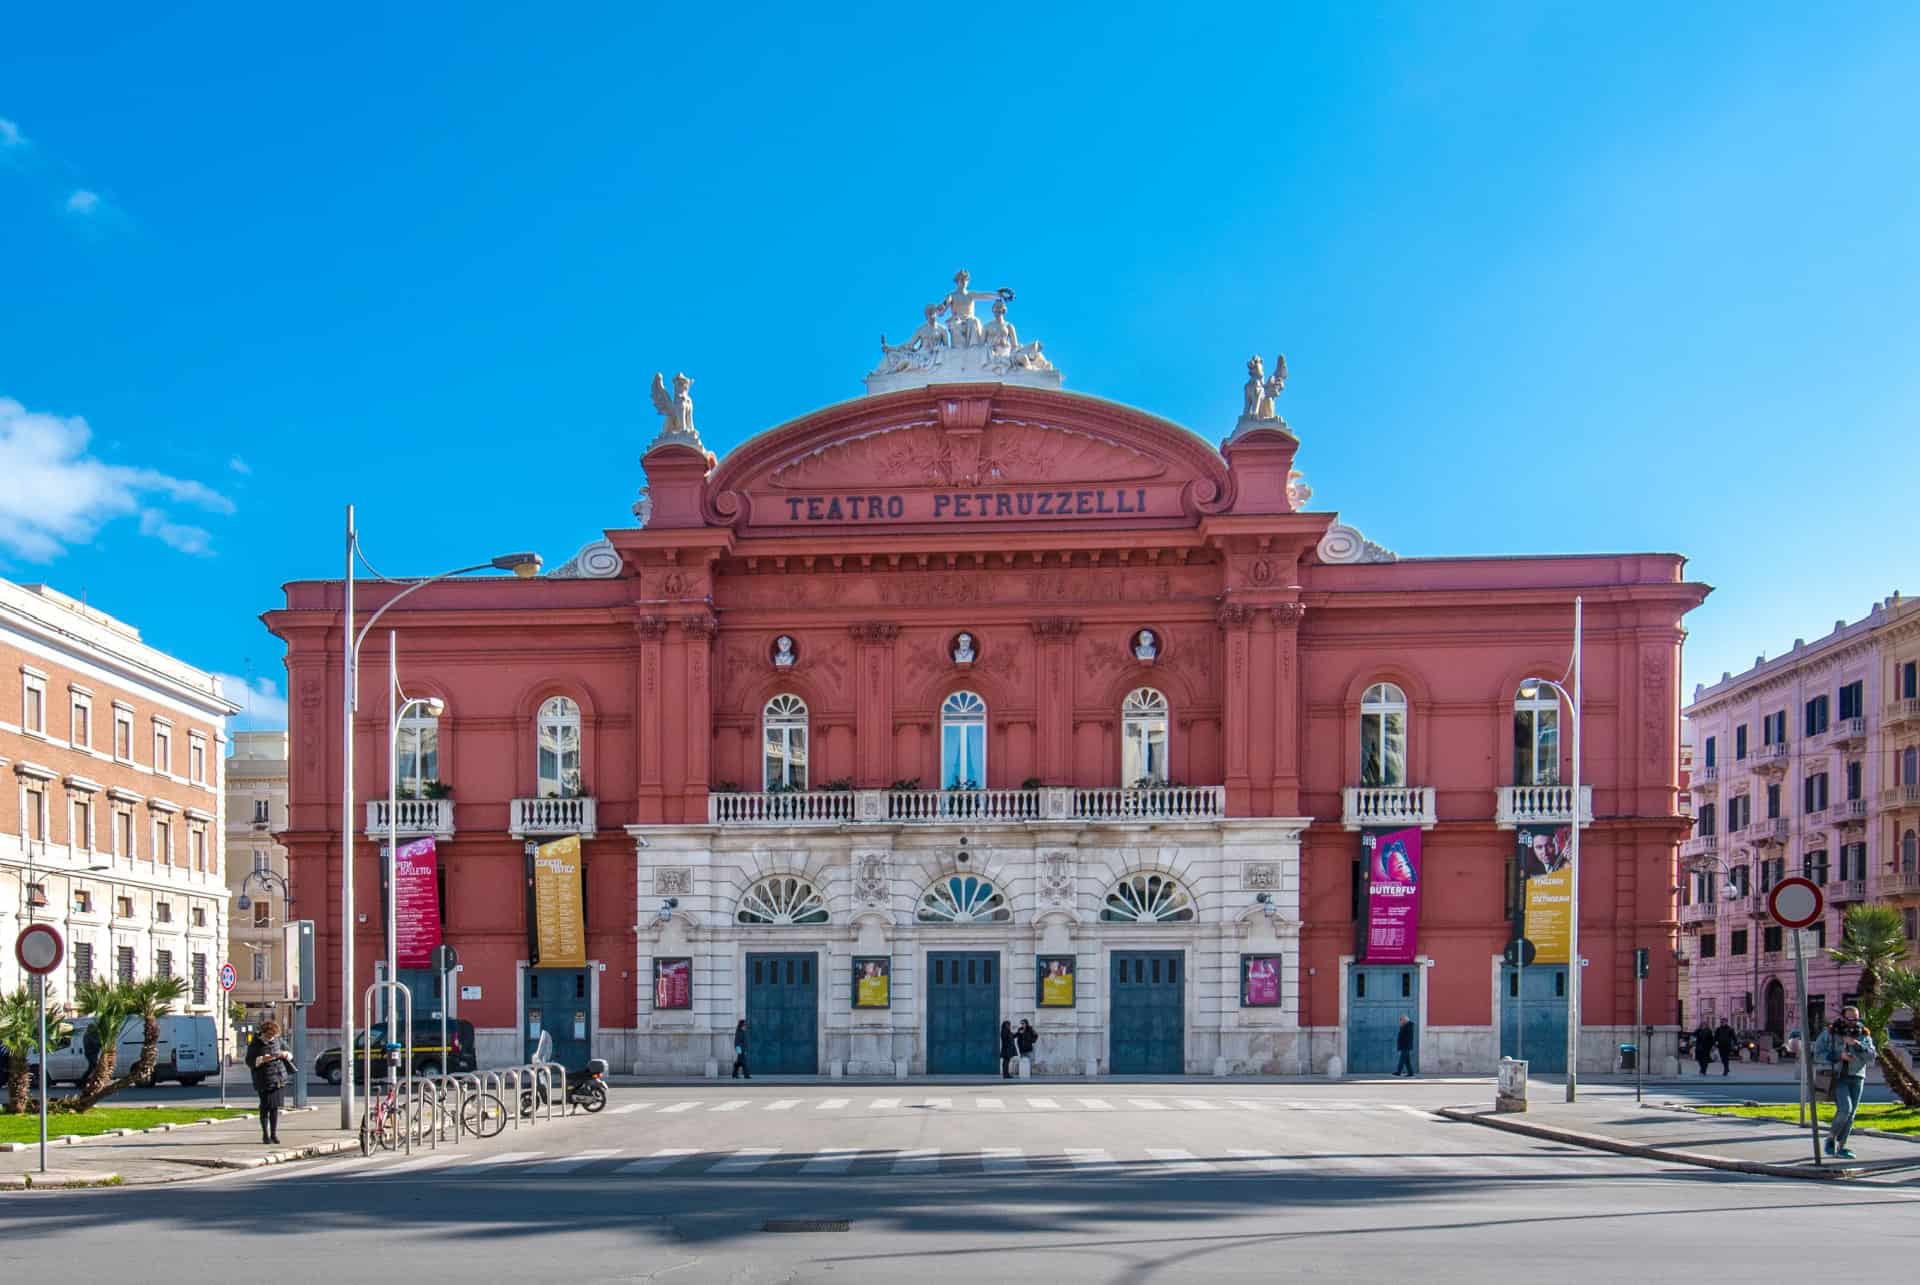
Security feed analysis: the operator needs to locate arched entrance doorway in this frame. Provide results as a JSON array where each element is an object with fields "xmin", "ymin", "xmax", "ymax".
[{"xmin": 1763, "ymin": 978, "xmax": 1786, "ymax": 1041}]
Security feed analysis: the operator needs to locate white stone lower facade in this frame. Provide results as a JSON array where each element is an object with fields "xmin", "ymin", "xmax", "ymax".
[{"xmin": 623, "ymin": 819, "xmax": 1306, "ymax": 1077}]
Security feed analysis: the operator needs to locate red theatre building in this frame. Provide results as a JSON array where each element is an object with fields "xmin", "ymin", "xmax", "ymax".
[{"xmin": 266, "ymin": 283, "xmax": 1707, "ymax": 1077}]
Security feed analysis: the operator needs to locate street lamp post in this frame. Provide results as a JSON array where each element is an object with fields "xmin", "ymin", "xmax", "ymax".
[
  {"xmin": 336, "ymin": 504, "xmax": 540, "ymax": 1128},
  {"xmin": 1520, "ymin": 596, "xmax": 1583, "ymax": 1102}
]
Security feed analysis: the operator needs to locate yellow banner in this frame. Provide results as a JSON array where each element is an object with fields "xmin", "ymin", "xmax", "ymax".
[
  {"xmin": 533, "ymin": 835, "xmax": 586, "ymax": 968},
  {"xmin": 1524, "ymin": 865, "xmax": 1572, "ymax": 964}
]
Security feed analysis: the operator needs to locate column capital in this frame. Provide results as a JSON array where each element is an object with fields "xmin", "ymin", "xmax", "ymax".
[
  {"xmin": 633, "ymin": 614, "xmax": 670, "ymax": 640},
  {"xmin": 1271, "ymin": 602, "xmax": 1307, "ymax": 630},
  {"xmin": 1215, "ymin": 602, "xmax": 1259, "ymax": 631},
  {"xmin": 680, "ymin": 613, "xmax": 718, "ymax": 640}
]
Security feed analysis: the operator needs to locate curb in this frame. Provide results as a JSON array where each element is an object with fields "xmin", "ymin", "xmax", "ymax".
[
  {"xmin": 167, "ymin": 1136, "xmax": 362, "ymax": 1171},
  {"xmin": 1, "ymin": 1170, "xmax": 123, "ymax": 1189},
  {"xmin": 1436, "ymin": 1106, "xmax": 1862, "ymax": 1180}
]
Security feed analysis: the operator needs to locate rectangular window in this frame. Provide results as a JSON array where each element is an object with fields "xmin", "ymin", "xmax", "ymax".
[
  {"xmin": 1760, "ymin": 857, "xmax": 1785, "ymax": 892},
  {"xmin": 156, "ymin": 950, "xmax": 173, "ymax": 979},
  {"xmin": 25, "ymin": 786, "xmax": 47, "ymax": 842},
  {"xmin": 252, "ymin": 901, "xmax": 270, "ymax": 928},
  {"xmin": 192, "ymin": 954, "xmax": 207, "ymax": 1004},
  {"xmin": 73, "ymin": 889, "xmax": 92, "ymax": 913},
  {"xmin": 1728, "ymin": 865, "xmax": 1750, "ymax": 897},
  {"xmin": 116, "ymin": 946, "xmax": 135, "ymax": 982},
  {"xmin": 1804, "ymin": 695, "xmax": 1829, "ymax": 738},
  {"xmin": 253, "ymin": 849, "xmax": 269, "ymax": 873},
  {"xmin": 1763, "ymin": 925, "xmax": 1783, "ymax": 953},
  {"xmin": 1846, "ymin": 761, "xmax": 1863, "ymax": 801},
  {"xmin": 1703, "ymin": 735, "xmax": 1716, "ymax": 768},
  {"xmin": 1766, "ymin": 783, "xmax": 1780, "ymax": 819},
  {"xmin": 253, "ymin": 799, "xmax": 270, "ymax": 824},
  {"xmin": 1838, "ymin": 680, "xmax": 1864, "ymax": 721},
  {"xmin": 153, "ymin": 723, "xmax": 171, "ymax": 774},
  {"xmin": 188, "ymin": 737, "xmax": 206, "ymax": 785},
  {"xmin": 155, "ymin": 900, "xmax": 172, "ymax": 923},
  {"xmin": 70, "ymin": 691, "xmax": 92, "ymax": 747},
  {"xmin": 1905, "ymin": 909, "xmax": 1918, "ymax": 943},
  {"xmin": 113, "ymin": 708, "xmax": 133, "ymax": 759},
  {"xmin": 74, "ymin": 942, "xmax": 93, "ymax": 985},
  {"xmin": 1699, "ymin": 934, "xmax": 1717, "ymax": 959},
  {"xmin": 22, "ymin": 672, "xmax": 46, "ymax": 734},
  {"xmin": 155, "ymin": 818, "xmax": 172, "ymax": 866},
  {"xmin": 72, "ymin": 797, "xmax": 93, "ymax": 851},
  {"xmin": 190, "ymin": 827, "xmax": 206, "ymax": 873},
  {"xmin": 252, "ymin": 954, "xmax": 269, "ymax": 982},
  {"xmin": 1735, "ymin": 725, "xmax": 1748, "ymax": 760},
  {"xmin": 1804, "ymin": 773, "xmax": 1828, "ymax": 813},
  {"xmin": 1730, "ymin": 929, "xmax": 1748, "ymax": 956},
  {"xmin": 1803, "ymin": 849, "xmax": 1829, "ymax": 884},
  {"xmin": 1697, "ymin": 802, "xmax": 1716, "ymax": 837},
  {"xmin": 115, "ymin": 809, "xmax": 135, "ymax": 860},
  {"xmin": 1841, "ymin": 843, "xmax": 1867, "ymax": 882},
  {"xmin": 192, "ymin": 907, "xmax": 206, "ymax": 927},
  {"xmin": 116, "ymin": 895, "xmax": 134, "ymax": 919},
  {"xmin": 1901, "ymin": 661, "xmax": 1918, "ymax": 701}
]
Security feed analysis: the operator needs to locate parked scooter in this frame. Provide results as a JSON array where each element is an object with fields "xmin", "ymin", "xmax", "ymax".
[{"xmin": 521, "ymin": 1035, "xmax": 609, "ymax": 1115}]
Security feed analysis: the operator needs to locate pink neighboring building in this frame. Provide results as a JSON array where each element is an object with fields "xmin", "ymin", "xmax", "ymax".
[{"xmin": 1681, "ymin": 594, "xmax": 1920, "ymax": 1044}]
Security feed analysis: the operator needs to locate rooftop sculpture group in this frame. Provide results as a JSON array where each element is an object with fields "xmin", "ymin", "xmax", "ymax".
[{"xmin": 866, "ymin": 271, "xmax": 1061, "ymax": 393}]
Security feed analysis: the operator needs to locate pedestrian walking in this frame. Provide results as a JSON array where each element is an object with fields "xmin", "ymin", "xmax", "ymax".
[
  {"xmin": 1393, "ymin": 1015, "xmax": 1416, "ymax": 1077},
  {"xmin": 999, "ymin": 1020, "xmax": 1017, "ymax": 1079},
  {"xmin": 244, "ymin": 1018, "xmax": 293, "ymax": 1146},
  {"xmin": 1713, "ymin": 1020, "xmax": 1737, "ymax": 1075},
  {"xmin": 731, "ymin": 1019, "xmax": 751, "ymax": 1080},
  {"xmin": 1691, "ymin": 1020, "xmax": 1714, "ymax": 1075},
  {"xmin": 1016, "ymin": 1019, "xmax": 1038, "ymax": 1071},
  {"xmin": 1814, "ymin": 1005, "xmax": 1876, "ymax": 1159}
]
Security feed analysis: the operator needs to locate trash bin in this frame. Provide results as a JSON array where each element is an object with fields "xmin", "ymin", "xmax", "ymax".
[{"xmin": 1618, "ymin": 1043, "xmax": 1637, "ymax": 1071}]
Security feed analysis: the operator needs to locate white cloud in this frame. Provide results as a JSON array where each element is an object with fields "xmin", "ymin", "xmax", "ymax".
[
  {"xmin": 228, "ymin": 455, "xmax": 251, "ymax": 475},
  {"xmin": 216, "ymin": 674, "xmax": 288, "ymax": 731},
  {"xmin": 66, "ymin": 189, "xmax": 100, "ymax": 214},
  {"xmin": 0, "ymin": 118, "xmax": 23, "ymax": 148},
  {"xmin": 0, "ymin": 396, "xmax": 235, "ymax": 561}
]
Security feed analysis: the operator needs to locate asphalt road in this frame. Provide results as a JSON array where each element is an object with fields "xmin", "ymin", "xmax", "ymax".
[{"xmin": 6, "ymin": 1080, "xmax": 1916, "ymax": 1283}]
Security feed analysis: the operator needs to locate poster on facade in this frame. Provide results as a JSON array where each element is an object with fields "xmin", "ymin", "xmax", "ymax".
[
  {"xmin": 853, "ymin": 957, "xmax": 890, "ymax": 1008},
  {"xmin": 532, "ymin": 834, "xmax": 586, "ymax": 968},
  {"xmin": 653, "ymin": 957, "xmax": 692, "ymax": 1010},
  {"xmin": 1241, "ymin": 954, "xmax": 1281, "ymax": 1007},
  {"xmin": 1362, "ymin": 826, "xmax": 1423, "ymax": 963},
  {"xmin": 1038, "ymin": 956, "xmax": 1076, "ymax": 1007},
  {"xmin": 1518, "ymin": 825, "xmax": 1573, "ymax": 964},
  {"xmin": 393, "ymin": 837, "xmax": 442, "ymax": 969}
]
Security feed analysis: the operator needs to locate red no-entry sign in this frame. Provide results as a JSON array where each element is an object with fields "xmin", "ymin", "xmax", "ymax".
[
  {"xmin": 1767, "ymin": 877, "xmax": 1824, "ymax": 930},
  {"xmin": 15, "ymin": 923, "xmax": 64, "ymax": 975}
]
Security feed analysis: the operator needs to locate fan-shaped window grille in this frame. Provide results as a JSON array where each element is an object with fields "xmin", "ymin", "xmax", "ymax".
[
  {"xmin": 735, "ymin": 875, "xmax": 829, "ymax": 926},
  {"xmin": 916, "ymin": 874, "xmax": 1011, "ymax": 923},
  {"xmin": 763, "ymin": 694, "xmax": 809, "ymax": 790},
  {"xmin": 1100, "ymin": 873, "xmax": 1196, "ymax": 923}
]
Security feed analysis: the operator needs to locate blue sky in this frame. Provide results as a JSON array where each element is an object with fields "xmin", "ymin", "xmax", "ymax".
[{"xmin": 4, "ymin": 3, "xmax": 1916, "ymax": 732}]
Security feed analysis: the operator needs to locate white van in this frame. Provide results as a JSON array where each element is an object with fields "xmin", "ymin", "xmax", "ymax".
[{"xmin": 31, "ymin": 1014, "xmax": 219, "ymax": 1087}]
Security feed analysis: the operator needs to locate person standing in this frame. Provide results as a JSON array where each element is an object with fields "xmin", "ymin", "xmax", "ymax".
[
  {"xmin": 245, "ymin": 1018, "xmax": 293, "ymax": 1146},
  {"xmin": 1713, "ymin": 1019, "xmax": 1738, "ymax": 1075},
  {"xmin": 1394, "ymin": 1015, "xmax": 1416, "ymax": 1077},
  {"xmin": 1814, "ymin": 1005, "xmax": 1876, "ymax": 1159},
  {"xmin": 1691, "ymin": 1020, "xmax": 1715, "ymax": 1075},
  {"xmin": 731, "ymin": 1019, "xmax": 751, "ymax": 1080},
  {"xmin": 1016, "ymin": 1019, "xmax": 1038, "ymax": 1072},
  {"xmin": 999, "ymin": 1021, "xmax": 1017, "ymax": 1080}
]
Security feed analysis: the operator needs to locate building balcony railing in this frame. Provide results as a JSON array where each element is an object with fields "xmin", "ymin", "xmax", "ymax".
[
  {"xmin": 1680, "ymin": 900, "xmax": 1718, "ymax": 924},
  {"xmin": 1880, "ymin": 783, "xmax": 1920, "ymax": 812},
  {"xmin": 1832, "ymin": 878, "xmax": 1868, "ymax": 903},
  {"xmin": 707, "ymin": 785, "xmax": 1228, "ymax": 827},
  {"xmin": 1832, "ymin": 798, "xmax": 1869, "ymax": 826},
  {"xmin": 1340, "ymin": 786, "xmax": 1438, "ymax": 831},
  {"xmin": 364, "ymin": 797, "xmax": 455, "ymax": 840},
  {"xmin": 1494, "ymin": 784, "xmax": 1595, "ymax": 828},
  {"xmin": 1749, "ymin": 817, "xmax": 1790, "ymax": 846},
  {"xmin": 1694, "ymin": 763, "xmax": 1720, "ymax": 787},
  {"xmin": 1748, "ymin": 742, "xmax": 1791, "ymax": 773},
  {"xmin": 1885, "ymin": 870, "xmax": 1920, "ymax": 896},
  {"xmin": 1681, "ymin": 833, "xmax": 1720, "ymax": 859},
  {"xmin": 1885, "ymin": 697, "xmax": 1920, "ymax": 728},
  {"xmin": 509, "ymin": 796, "xmax": 598, "ymax": 839},
  {"xmin": 1828, "ymin": 716, "xmax": 1868, "ymax": 750},
  {"xmin": 1801, "ymin": 806, "xmax": 1830, "ymax": 833}
]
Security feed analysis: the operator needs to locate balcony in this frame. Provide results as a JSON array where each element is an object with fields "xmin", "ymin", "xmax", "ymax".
[
  {"xmin": 1681, "ymin": 900, "xmax": 1718, "ymax": 925},
  {"xmin": 1886, "ymin": 697, "xmax": 1920, "ymax": 728},
  {"xmin": 1829, "ymin": 716, "xmax": 1868, "ymax": 750},
  {"xmin": 1748, "ymin": 742, "xmax": 1791, "ymax": 774},
  {"xmin": 1681, "ymin": 833, "xmax": 1720, "ymax": 859},
  {"xmin": 364, "ymin": 797, "xmax": 455, "ymax": 840},
  {"xmin": 1881, "ymin": 783, "xmax": 1920, "ymax": 812},
  {"xmin": 509, "ymin": 796, "xmax": 598, "ymax": 839},
  {"xmin": 1694, "ymin": 763, "xmax": 1720, "ymax": 788},
  {"xmin": 1885, "ymin": 870, "xmax": 1920, "ymax": 897},
  {"xmin": 707, "ymin": 785, "xmax": 1227, "ymax": 827},
  {"xmin": 1832, "ymin": 798, "xmax": 1870, "ymax": 827},
  {"xmin": 1832, "ymin": 878, "xmax": 1868, "ymax": 903},
  {"xmin": 1340, "ymin": 786, "xmax": 1438, "ymax": 831},
  {"xmin": 1801, "ymin": 806, "xmax": 1830, "ymax": 834},
  {"xmin": 1494, "ymin": 784, "xmax": 1595, "ymax": 828}
]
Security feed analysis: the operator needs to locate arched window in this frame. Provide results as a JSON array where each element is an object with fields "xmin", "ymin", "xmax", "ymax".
[
  {"xmin": 735, "ymin": 875, "xmax": 829, "ymax": 925},
  {"xmin": 397, "ymin": 707, "xmax": 439, "ymax": 797},
  {"xmin": 1122, "ymin": 688, "xmax": 1170, "ymax": 786},
  {"xmin": 941, "ymin": 691, "xmax": 987, "ymax": 789},
  {"xmin": 536, "ymin": 697, "xmax": 581, "ymax": 798},
  {"xmin": 763, "ymin": 695, "xmax": 809, "ymax": 790},
  {"xmin": 1360, "ymin": 682, "xmax": 1408, "ymax": 787},
  {"xmin": 1904, "ymin": 829, "xmax": 1918, "ymax": 873},
  {"xmin": 916, "ymin": 873, "xmax": 1010, "ymax": 923},
  {"xmin": 1514, "ymin": 685, "xmax": 1561, "ymax": 786},
  {"xmin": 1100, "ymin": 872, "xmax": 1196, "ymax": 922}
]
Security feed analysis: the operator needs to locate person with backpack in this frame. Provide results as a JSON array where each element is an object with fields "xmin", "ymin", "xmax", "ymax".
[{"xmin": 1814, "ymin": 1006, "xmax": 1876, "ymax": 1159}]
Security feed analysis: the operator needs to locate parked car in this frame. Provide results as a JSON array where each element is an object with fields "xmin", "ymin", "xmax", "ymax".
[
  {"xmin": 24, "ymin": 1014, "xmax": 218, "ymax": 1087},
  {"xmin": 314, "ymin": 1019, "xmax": 477, "ymax": 1084}
]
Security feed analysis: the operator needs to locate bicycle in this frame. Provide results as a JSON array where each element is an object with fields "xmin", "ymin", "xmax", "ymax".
[{"xmin": 358, "ymin": 1046, "xmax": 434, "ymax": 1155}]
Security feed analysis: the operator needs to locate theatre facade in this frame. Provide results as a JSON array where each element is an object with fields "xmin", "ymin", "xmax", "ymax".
[{"xmin": 267, "ymin": 278, "xmax": 1707, "ymax": 1077}]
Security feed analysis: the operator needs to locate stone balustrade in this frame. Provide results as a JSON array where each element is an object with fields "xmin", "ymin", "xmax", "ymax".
[
  {"xmin": 364, "ymin": 797, "xmax": 455, "ymax": 839},
  {"xmin": 509, "ymin": 795, "xmax": 598, "ymax": 838},
  {"xmin": 1339, "ymin": 786, "xmax": 1438, "ymax": 830}
]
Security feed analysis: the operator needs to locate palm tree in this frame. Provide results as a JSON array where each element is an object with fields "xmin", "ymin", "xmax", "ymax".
[
  {"xmin": 120, "ymin": 976, "xmax": 190, "ymax": 1090},
  {"xmin": 1828, "ymin": 903, "xmax": 1920, "ymax": 1107},
  {"xmin": 1, "ymin": 986, "xmax": 72, "ymax": 1115},
  {"xmin": 60, "ymin": 978, "xmax": 143, "ymax": 1111}
]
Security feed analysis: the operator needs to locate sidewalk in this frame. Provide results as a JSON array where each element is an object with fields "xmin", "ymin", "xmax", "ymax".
[
  {"xmin": 0, "ymin": 1107, "xmax": 355, "ymax": 1190},
  {"xmin": 1439, "ymin": 1095, "xmax": 1920, "ymax": 1184}
]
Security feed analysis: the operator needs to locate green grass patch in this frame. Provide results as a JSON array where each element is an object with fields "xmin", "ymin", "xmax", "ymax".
[
  {"xmin": 0, "ymin": 1106, "xmax": 252, "ymax": 1144},
  {"xmin": 1698, "ymin": 1103, "xmax": 1920, "ymax": 1135}
]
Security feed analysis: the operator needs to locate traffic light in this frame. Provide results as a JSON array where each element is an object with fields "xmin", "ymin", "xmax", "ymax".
[{"xmin": 1633, "ymin": 947, "xmax": 1651, "ymax": 979}]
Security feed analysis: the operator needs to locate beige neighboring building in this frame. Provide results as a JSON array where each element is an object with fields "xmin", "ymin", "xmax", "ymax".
[
  {"xmin": 226, "ymin": 730, "xmax": 290, "ymax": 1024},
  {"xmin": 1, "ymin": 579, "xmax": 238, "ymax": 1014}
]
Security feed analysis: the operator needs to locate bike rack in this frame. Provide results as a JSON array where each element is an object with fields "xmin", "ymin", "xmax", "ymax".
[{"xmin": 360, "ymin": 981, "xmax": 415, "ymax": 1155}]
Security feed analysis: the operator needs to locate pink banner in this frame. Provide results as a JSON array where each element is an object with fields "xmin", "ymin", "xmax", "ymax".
[
  {"xmin": 1365, "ymin": 827, "xmax": 1422, "ymax": 964},
  {"xmin": 393, "ymin": 837, "xmax": 442, "ymax": 969}
]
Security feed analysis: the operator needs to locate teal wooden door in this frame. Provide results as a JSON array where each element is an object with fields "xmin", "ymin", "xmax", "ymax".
[
  {"xmin": 1499, "ymin": 964, "xmax": 1567, "ymax": 1073},
  {"xmin": 926, "ymin": 952, "xmax": 999, "ymax": 1073},
  {"xmin": 1110, "ymin": 951, "xmax": 1184, "ymax": 1074},
  {"xmin": 525, "ymin": 968, "xmax": 591, "ymax": 1070},
  {"xmin": 1348, "ymin": 965, "xmax": 1418, "ymax": 1074},
  {"xmin": 745, "ymin": 952, "xmax": 819, "ymax": 1074}
]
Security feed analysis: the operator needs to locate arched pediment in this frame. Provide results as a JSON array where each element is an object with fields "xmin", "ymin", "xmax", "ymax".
[{"xmin": 704, "ymin": 385, "xmax": 1233, "ymax": 534}]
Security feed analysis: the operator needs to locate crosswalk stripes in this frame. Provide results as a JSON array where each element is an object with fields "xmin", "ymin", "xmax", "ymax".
[
  {"xmin": 458, "ymin": 1151, "xmax": 544, "ymax": 1168},
  {"xmin": 1145, "ymin": 1148, "xmax": 1216, "ymax": 1175},
  {"xmin": 1127, "ymin": 1098, "xmax": 1170, "ymax": 1110},
  {"xmin": 1076, "ymin": 1098, "xmax": 1114, "ymax": 1111},
  {"xmin": 524, "ymin": 1149, "xmax": 620, "ymax": 1174},
  {"xmin": 766, "ymin": 1099, "xmax": 800, "ymax": 1111},
  {"xmin": 1172, "ymin": 1099, "xmax": 1220, "ymax": 1111},
  {"xmin": 923, "ymin": 1097, "xmax": 952, "ymax": 1110},
  {"xmin": 869, "ymin": 1098, "xmax": 901, "ymax": 1110},
  {"xmin": 710, "ymin": 1100, "xmax": 751, "ymax": 1112},
  {"xmin": 1027, "ymin": 1097, "xmax": 1061, "ymax": 1110},
  {"xmin": 1229, "ymin": 1100, "xmax": 1270, "ymax": 1111},
  {"xmin": 1229, "ymin": 1149, "xmax": 1321, "ymax": 1174},
  {"xmin": 891, "ymin": 1148, "xmax": 939, "ymax": 1172},
  {"xmin": 613, "ymin": 1148, "xmax": 697, "ymax": 1174},
  {"xmin": 609, "ymin": 1102, "xmax": 650, "ymax": 1114},
  {"xmin": 816, "ymin": 1098, "xmax": 849, "ymax": 1111},
  {"xmin": 981, "ymin": 1147, "xmax": 1026, "ymax": 1173},
  {"xmin": 709, "ymin": 1147, "xmax": 780, "ymax": 1173},
  {"xmin": 656, "ymin": 1102, "xmax": 700, "ymax": 1114},
  {"xmin": 976, "ymin": 1098, "xmax": 1004, "ymax": 1110},
  {"xmin": 1065, "ymin": 1148, "xmax": 1115, "ymax": 1169},
  {"xmin": 799, "ymin": 1147, "xmax": 858, "ymax": 1173}
]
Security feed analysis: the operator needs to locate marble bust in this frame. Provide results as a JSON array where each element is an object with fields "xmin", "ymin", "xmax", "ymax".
[
  {"xmin": 952, "ymin": 632, "xmax": 976, "ymax": 664},
  {"xmin": 772, "ymin": 635, "xmax": 797, "ymax": 667},
  {"xmin": 1134, "ymin": 629, "xmax": 1158, "ymax": 661}
]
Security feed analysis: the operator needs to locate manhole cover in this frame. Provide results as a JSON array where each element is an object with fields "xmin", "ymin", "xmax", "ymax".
[{"xmin": 763, "ymin": 1219, "xmax": 851, "ymax": 1234}]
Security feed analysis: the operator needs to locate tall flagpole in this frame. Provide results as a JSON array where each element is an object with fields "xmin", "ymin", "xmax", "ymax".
[{"xmin": 1566, "ymin": 596, "xmax": 1583, "ymax": 1101}]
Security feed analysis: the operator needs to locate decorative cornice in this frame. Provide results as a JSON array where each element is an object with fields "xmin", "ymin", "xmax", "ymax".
[
  {"xmin": 1029, "ymin": 616, "xmax": 1082, "ymax": 638},
  {"xmin": 848, "ymin": 622, "xmax": 901, "ymax": 644}
]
